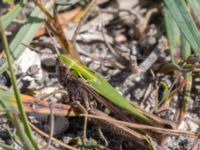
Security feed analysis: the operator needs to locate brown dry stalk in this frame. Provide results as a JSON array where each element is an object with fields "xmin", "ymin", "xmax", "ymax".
[
  {"xmin": 88, "ymin": 108, "xmax": 149, "ymax": 147},
  {"xmin": 13, "ymin": 94, "xmax": 80, "ymax": 116},
  {"xmin": 83, "ymin": 110, "xmax": 197, "ymax": 139},
  {"xmin": 75, "ymin": 101, "xmax": 88, "ymax": 146},
  {"xmin": 139, "ymin": 8, "xmax": 158, "ymax": 37},
  {"xmin": 34, "ymin": 0, "xmax": 80, "ymax": 60}
]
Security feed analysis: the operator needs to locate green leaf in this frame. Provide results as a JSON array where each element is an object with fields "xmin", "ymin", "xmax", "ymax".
[
  {"xmin": 164, "ymin": 8, "xmax": 181, "ymax": 63},
  {"xmin": 0, "ymin": 90, "xmax": 14, "ymax": 112},
  {"xmin": 181, "ymin": 33, "xmax": 191, "ymax": 60},
  {"xmin": 0, "ymin": 89, "xmax": 37, "ymax": 150},
  {"xmin": 59, "ymin": 54, "xmax": 152, "ymax": 124},
  {"xmin": 0, "ymin": 2, "xmax": 52, "ymax": 74},
  {"xmin": 0, "ymin": 0, "xmax": 28, "ymax": 30},
  {"xmin": 163, "ymin": 0, "xmax": 200, "ymax": 55},
  {"xmin": 189, "ymin": 0, "xmax": 200, "ymax": 22},
  {"xmin": 0, "ymin": 143, "xmax": 15, "ymax": 150}
]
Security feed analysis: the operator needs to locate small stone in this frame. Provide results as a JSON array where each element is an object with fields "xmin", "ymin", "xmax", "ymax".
[
  {"xmin": 44, "ymin": 116, "xmax": 69, "ymax": 136},
  {"xmin": 0, "ymin": 74, "xmax": 8, "ymax": 86},
  {"xmin": 27, "ymin": 65, "xmax": 40, "ymax": 76},
  {"xmin": 42, "ymin": 58, "xmax": 56, "ymax": 68},
  {"xmin": 115, "ymin": 33, "xmax": 127, "ymax": 43},
  {"xmin": 15, "ymin": 48, "xmax": 43, "ymax": 80},
  {"xmin": 40, "ymin": 48, "xmax": 53, "ymax": 54}
]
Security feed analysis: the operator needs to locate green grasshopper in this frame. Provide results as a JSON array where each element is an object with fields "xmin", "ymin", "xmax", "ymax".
[{"xmin": 59, "ymin": 54, "xmax": 152, "ymax": 124}]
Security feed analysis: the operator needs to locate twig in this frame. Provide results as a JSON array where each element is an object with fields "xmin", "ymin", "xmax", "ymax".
[
  {"xmin": 75, "ymin": 101, "xmax": 88, "ymax": 146},
  {"xmin": 34, "ymin": 0, "xmax": 80, "ymax": 59},
  {"xmin": 98, "ymin": 126, "xmax": 108, "ymax": 146},
  {"xmin": 139, "ymin": 8, "xmax": 158, "ymax": 37},
  {"xmin": 82, "ymin": 113, "xmax": 197, "ymax": 138},
  {"xmin": 88, "ymin": 109, "xmax": 148, "ymax": 147}
]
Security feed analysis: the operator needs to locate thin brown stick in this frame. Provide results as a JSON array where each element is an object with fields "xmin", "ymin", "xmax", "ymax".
[
  {"xmin": 34, "ymin": 0, "xmax": 80, "ymax": 60},
  {"xmin": 139, "ymin": 8, "xmax": 158, "ymax": 37},
  {"xmin": 97, "ymin": 126, "xmax": 108, "ymax": 146},
  {"xmin": 81, "ymin": 113, "xmax": 197, "ymax": 138},
  {"xmin": 34, "ymin": 0, "xmax": 54, "ymax": 20},
  {"xmin": 75, "ymin": 101, "xmax": 88, "ymax": 146},
  {"xmin": 89, "ymin": 109, "xmax": 148, "ymax": 146}
]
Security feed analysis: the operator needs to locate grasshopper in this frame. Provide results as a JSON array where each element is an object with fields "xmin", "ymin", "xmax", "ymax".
[{"xmin": 59, "ymin": 54, "xmax": 152, "ymax": 124}]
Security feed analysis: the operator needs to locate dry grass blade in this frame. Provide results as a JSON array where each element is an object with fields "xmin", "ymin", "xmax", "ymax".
[
  {"xmin": 83, "ymin": 111, "xmax": 197, "ymax": 139},
  {"xmin": 34, "ymin": 0, "xmax": 80, "ymax": 60},
  {"xmin": 89, "ymin": 109, "xmax": 149, "ymax": 147},
  {"xmin": 0, "ymin": 90, "xmax": 80, "ymax": 116}
]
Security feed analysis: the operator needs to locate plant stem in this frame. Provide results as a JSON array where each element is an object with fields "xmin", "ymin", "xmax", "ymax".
[{"xmin": 0, "ymin": 20, "xmax": 38, "ymax": 150}]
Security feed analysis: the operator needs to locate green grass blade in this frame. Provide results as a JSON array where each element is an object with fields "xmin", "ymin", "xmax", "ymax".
[
  {"xmin": 0, "ymin": 20, "xmax": 38, "ymax": 149},
  {"xmin": 59, "ymin": 54, "xmax": 152, "ymax": 124},
  {"xmin": 0, "ymin": 90, "xmax": 36, "ymax": 150},
  {"xmin": 181, "ymin": 35, "xmax": 191, "ymax": 60},
  {"xmin": 163, "ymin": 0, "xmax": 200, "ymax": 55},
  {"xmin": 0, "ymin": 1, "xmax": 52, "ymax": 74},
  {"xmin": 179, "ymin": 33, "xmax": 192, "ymax": 124},
  {"xmin": 0, "ymin": 90, "xmax": 14, "ymax": 112},
  {"xmin": 0, "ymin": 143, "xmax": 15, "ymax": 150},
  {"xmin": 164, "ymin": 8, "xmax": 180, "ymax": 63},
  {"xmin": 0, "ymin": 0, "xmax": 28, "ymax": 30},
  {"xmin": 188, "ymin": 0, "xmax": 200, "ymax": 22}
]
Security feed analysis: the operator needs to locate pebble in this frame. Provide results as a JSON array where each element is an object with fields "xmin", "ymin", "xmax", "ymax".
[
  {"xmin": 42, "ymin": 58, "xmax": 57, "ymax": 68},
  {"xmin": 15, "ymin": 48, "xmax": 43, "ymax": 81},
  {"xmin": 44, "ymin": 116, "xmax": 69, "ymax": 136}
]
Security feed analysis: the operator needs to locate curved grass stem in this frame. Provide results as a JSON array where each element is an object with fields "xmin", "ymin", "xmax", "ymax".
[{"xmin": 0, "ymin": 20, "xmax": 38, "ymax": 149}]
